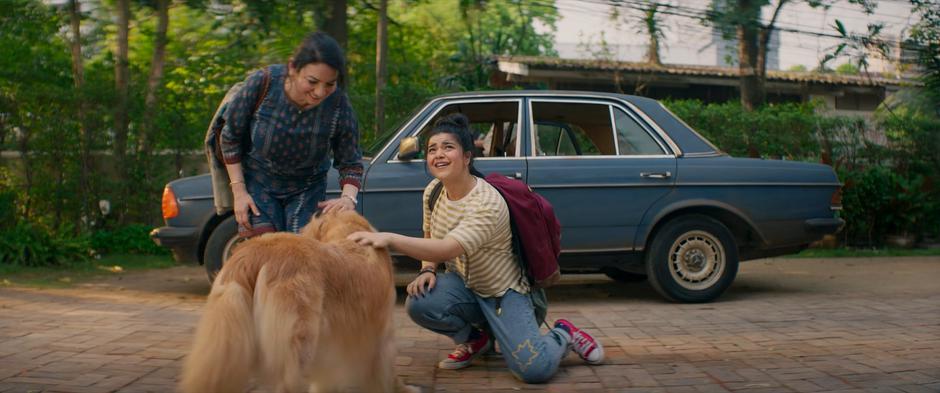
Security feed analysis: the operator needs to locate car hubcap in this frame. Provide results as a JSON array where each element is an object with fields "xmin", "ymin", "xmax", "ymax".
[{"xmin": 668, "ymin": 230, "xmax": 725, "ymax": 290}]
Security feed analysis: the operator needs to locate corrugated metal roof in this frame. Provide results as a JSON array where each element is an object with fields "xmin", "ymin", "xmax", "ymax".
[{"xmin": 496, "ymin": 56, "xmax": 918, "ymax": 87}]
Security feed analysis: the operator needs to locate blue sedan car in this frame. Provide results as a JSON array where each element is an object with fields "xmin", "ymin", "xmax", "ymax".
[{"xmin": 152, "ymin": 91, "xmax": 843, "ymax": 303}]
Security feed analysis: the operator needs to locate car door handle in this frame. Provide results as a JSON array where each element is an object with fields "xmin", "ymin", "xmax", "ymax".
[
  {"xmin": 502, "ymin": 172, "xmax": 523, "ymax": 179},
  {"xmin": 640, "ymin": 171, "xmax": 672, "ymax": 179}
]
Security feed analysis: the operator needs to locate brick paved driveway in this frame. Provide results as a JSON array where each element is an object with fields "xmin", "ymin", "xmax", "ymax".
[{"xmin": 1, "ymin": 257, "xmax": 938, "ymax": 393}]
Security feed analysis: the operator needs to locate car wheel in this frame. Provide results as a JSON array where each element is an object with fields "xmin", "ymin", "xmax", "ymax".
[
  {"xmin": 601, "ymin": 267, "xmax": 647, "ymax": 283},
  {"xmin": 645, "ymin": 214, "xmax": 738, "ymax": 303},
  {"xmin": 203, "ymin": 215, "xmax": 242, "ymax": 283}
]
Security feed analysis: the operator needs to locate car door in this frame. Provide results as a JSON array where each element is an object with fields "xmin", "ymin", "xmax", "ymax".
[
  {"xmin": 361, "ymin": 98, "xmax": 527, "ymax": 237},
  {"xmin": 524, "ymin": 97, "xmax": 677, "ymax": 252}
]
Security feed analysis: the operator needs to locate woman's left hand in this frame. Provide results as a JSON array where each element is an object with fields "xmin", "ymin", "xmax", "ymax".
[{"xmin": 318, "ymin": 196, "xmax": 356, "ymax": 214}]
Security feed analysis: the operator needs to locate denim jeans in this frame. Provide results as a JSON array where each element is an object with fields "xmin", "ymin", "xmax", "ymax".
[
  {"xmin": 405, "ymin": 272, "xmax": 570, "ymax": 383},
  {"xmin": 240, "ymin": 173, "xmax": 326, "ymax": 237}
]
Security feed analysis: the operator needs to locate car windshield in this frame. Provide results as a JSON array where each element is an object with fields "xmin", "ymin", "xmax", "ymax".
[{"xmin": 362, "ymin": 104, "xmax": 426, "ymax": 158}]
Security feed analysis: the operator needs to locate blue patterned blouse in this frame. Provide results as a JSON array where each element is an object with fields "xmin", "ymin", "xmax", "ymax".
[{"xmin": 219, "ymin": 64, "xmax": 363, "ymax": 192}]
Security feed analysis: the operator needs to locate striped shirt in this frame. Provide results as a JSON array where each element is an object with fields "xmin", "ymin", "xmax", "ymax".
[{"xmin": 422, "ymin": 177, "xmax": 529, "ymax": 297}]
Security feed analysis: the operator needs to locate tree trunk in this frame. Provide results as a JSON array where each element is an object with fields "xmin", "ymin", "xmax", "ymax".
[
  {"xmin": 645, "ymin": 5, "xmax": 662, "ymax": 66},
  {"xmin": 68, "ymin": 0, "xmax": 92, "ymax": 230},
  {"xmin": 139, "ymin": 0, "xmax": 169, "ymax": 157},
  {"xmin": 515, "ymin": 1, "xmax": 528, "ymax": 52},
  {"xmin": 758, "ymin": 0, "xmax": 788, "ymax": 82},
  {"xmin": 18, "ymin": 127, "xmax": 33, "ymax": 221},
  {"xmin": 375, "ymin": 0, "xmax": 388, "ymax": 136},
  {"xmin": 325, "ymin": 0, "xmax": 348, "ymax": 48},
  {"xmin": 736, "ymin": 0, "xmax": 763, "ymax": 112},
  {"xmin": 113, "ymin": 0, "xmax": 131, "ymax": 223},
  {"xmin": 736, "ymin": 0, "xmax": 762, "ymax": 158}
]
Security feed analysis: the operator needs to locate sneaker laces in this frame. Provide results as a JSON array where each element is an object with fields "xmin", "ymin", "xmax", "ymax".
[
  {"xmin": 449, "ymin": 343, "xmax": 472, "ymax": 359},
  {"xmin": 571, "ymin": 331, "xmax": 596, "ymax": 357}
]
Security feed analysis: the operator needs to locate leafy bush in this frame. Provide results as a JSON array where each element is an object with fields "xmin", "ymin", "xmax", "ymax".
[
  {"xmin": 839, "ymin": 167, "xmax": 935, "ymax": 246},
  {"xmin": 666, "ymin": 98, "xmax": 940, "ymax": 246},
  {"xmin": 90, "ymin": 224, "xmax": 168, "ymax": 255},
  {"xmin": 663, "ymin": 100, "xmax": 823, "ymax": 159},
  {"xmin": 0, "ymin": 223, "xmax": 91, "ymax": 267}
]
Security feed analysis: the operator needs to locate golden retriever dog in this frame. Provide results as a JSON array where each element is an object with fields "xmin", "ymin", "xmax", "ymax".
[{"xmin": 180, "ymin": 211, "xmax": 417, "ymax": 393}]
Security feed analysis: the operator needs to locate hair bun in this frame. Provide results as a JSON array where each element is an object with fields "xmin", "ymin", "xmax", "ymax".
[{"xmin": 436, "ymin": 113, "xmax": 469, "ymax": 129}]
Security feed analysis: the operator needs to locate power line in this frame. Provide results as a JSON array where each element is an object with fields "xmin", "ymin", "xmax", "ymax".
[{"xmin": 563, "ymin": 0, "xmax": 928, "ymax": 50}]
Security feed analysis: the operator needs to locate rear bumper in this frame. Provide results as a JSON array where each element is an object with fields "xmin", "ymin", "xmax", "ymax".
[
  {"xmin": 804, "ymin": 217, "xmax": 845, "ymax": 236},
  {"xmin": 150, "ymin": 226, "xmax": 200, "ymax": 264}
]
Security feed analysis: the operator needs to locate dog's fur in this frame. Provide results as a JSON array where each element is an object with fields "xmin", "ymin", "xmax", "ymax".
[{"xmin": 180, "ymin": 211, "xmax": 416, "ymax": 393}]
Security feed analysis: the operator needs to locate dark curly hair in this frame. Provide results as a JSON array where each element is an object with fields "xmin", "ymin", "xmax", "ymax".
[
  {"xmin": 426, "ymin": 113, "xmax": 485, "ymax": 177},
  {"xmin": 290, "ymin": 32, "xmax": 347, "ymax": 89}
]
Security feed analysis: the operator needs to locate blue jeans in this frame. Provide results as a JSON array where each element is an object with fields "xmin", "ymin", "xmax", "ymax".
[
  {"xmin": 405, "ymin": 272, "xmax": 570, "ymax": 383},
  {"xmin": 240, "ymin": 173, "xmax": 326, "ymax": 237}
]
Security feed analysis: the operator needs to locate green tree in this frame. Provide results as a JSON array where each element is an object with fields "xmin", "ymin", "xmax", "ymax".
[
  {"xmin": 1, "ymin": 0, "xmax": 561, "ymax": 232},
  {"xmin": 835, "ymin": 62, "xmax": 860, "ymax": 74},
  {"xmin": 707, "ymin": 0, "xmax": 877, "ymax": 111},
  {"xmin": 908, "ymin": 0, "xmax": 939, "ymax": 109}
]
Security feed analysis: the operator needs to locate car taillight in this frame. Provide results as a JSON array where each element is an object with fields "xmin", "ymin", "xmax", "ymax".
[
  {"xmin": 830, "ymin": 186, "xmax": 843, "ymax": 211},
  {"xmin": 162, "ymin": 186, "xmax": 179, "ymax": 219}
]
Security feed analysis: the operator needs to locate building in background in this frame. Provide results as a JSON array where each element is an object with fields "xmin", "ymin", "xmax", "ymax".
[
  {"xmin": 493, "ymin": 55, "xmax": 915, "ymax": 118},
  {"xmin": 523, "ymin": 0, "xmax": 922, "ymax": 117}
]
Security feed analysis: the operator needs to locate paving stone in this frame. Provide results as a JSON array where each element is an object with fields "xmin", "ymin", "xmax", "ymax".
[{"xmin": 1, "ymin": 258, "xmax": 939, "ymax": 392}]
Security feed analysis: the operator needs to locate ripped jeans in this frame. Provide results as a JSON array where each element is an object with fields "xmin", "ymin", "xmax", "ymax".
[{"xmin": 405, "ymin": 272, "xmax": 570, "ymax": 383}]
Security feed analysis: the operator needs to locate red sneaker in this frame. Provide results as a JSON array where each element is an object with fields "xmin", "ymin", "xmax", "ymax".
[
  {"xmin": 554, "ymin": 319, "xmax": 604, "ymax": 364},
  {"xmin": 437, "ymin": 330, "xmax": 493, "ymax": 370}
]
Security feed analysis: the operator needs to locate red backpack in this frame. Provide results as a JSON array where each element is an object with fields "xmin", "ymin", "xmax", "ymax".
[{"xmin": 428, "ymin": 173, "xmax": 562, "ymax": 287}]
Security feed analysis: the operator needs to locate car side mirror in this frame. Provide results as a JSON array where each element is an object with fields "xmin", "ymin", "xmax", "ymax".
[{"xmin": 398, "ymin": 136, "xmax": 420, "ymax": 160}]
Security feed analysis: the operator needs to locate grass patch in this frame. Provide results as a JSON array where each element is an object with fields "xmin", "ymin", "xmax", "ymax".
[
  {"xmin": 0, "ymin": 254, "xmax": 178, "ymax": 288},
  {"xmin": 791, "ymin": 247, "xmax": 940, "ymax": 258}
]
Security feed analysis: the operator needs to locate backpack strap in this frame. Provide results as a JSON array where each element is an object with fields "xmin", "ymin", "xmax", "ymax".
[
  {"xmin": 213, "ymin": 68, "xmax": 270, "ymax": 163},
  {"xmin": 427, "ymin": 181, "xmax": 444, "ymax": 213},
  {"xmin": 429, "ymin": 176, "xmax": 547, "ymax": 327},
  {"xmin": 254, "ymin": 67, "xmax": 271, "ymax": 113}
]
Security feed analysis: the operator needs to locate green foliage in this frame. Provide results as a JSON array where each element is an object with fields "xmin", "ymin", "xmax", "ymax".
[
  {"xmin": 0, "ymin": 0, "xmax": 560, "ymax": 260},
  {"xmin": 835, "ymin": 62, "xmax": 860, "ymax": 75},
  {"xmin": 90, "ymin": 224, "xmax": 169, "ymax": 255},
  {"xmin": 346, "ymin": 0, "xmax": 558, "ymax": 137},
  {"xmin": 0, "ymin": 223, "xmax": 91, "ymax": 267},
  {"xmin": 839, "ymin": 167, "xmax": 935, "ymax": 245},
  {"xmin": 666, "ymin": 98, "xmax": 940, "ymax": 246},
  {"xmin": 908, "ymin": 1, "xmax": 940, "ymax": 108},
  {"xmin": 793, "ymin": 247, "xmax": 940, "ymax": 258},
  {"xmin": 662, "ymin": 100, "xmax": 822, "ymax": 159}
]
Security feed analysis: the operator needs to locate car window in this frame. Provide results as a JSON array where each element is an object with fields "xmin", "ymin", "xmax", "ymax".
[
  {"xmin": 411, "ymin": 101, "xmax": 520, "ymax": 159},
  {"xmin": 532, "ymin": 101, "xmax": 615, "ymax": 157},
  {"xmin": 614, "ymin": 108, "xmax": 665, "ymax": 155}
]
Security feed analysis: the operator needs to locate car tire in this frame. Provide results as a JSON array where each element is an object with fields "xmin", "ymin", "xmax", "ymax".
[
  {"xmin": 601, "ymin": 267, "xmax": 647, "ymax": 283},
  {"xmin": 645, "ymin": 214, "xmax": 739, "ymax": 303},
  {"xmin": 203, "ymin": 215, "xmax": 241, "ymax": 283}
]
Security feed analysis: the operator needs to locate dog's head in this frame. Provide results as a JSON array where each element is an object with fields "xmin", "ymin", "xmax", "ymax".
[{"xmin": 301, "ymin": 210, "xmax": 375, "ymax": 243}]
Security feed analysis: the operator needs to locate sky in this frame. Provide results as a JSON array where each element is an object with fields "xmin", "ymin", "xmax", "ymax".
[{"xmin": 548, "ymin": 0, "xmax": 918, "ymax": 71}]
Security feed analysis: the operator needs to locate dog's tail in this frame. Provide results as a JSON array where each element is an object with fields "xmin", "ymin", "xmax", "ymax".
[{"xmin": 180, "ymin": 254, "xmax": 260, "ymax": 393}]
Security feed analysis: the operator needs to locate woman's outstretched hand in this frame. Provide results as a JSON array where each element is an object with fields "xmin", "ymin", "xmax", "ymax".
[
  {"xmin": 318, "ymin": 196, "xmax": 356, "ymax": 214},
  {"xmin": 347, "ymin": 231, "xmax": 394, "ymax": 248}
]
